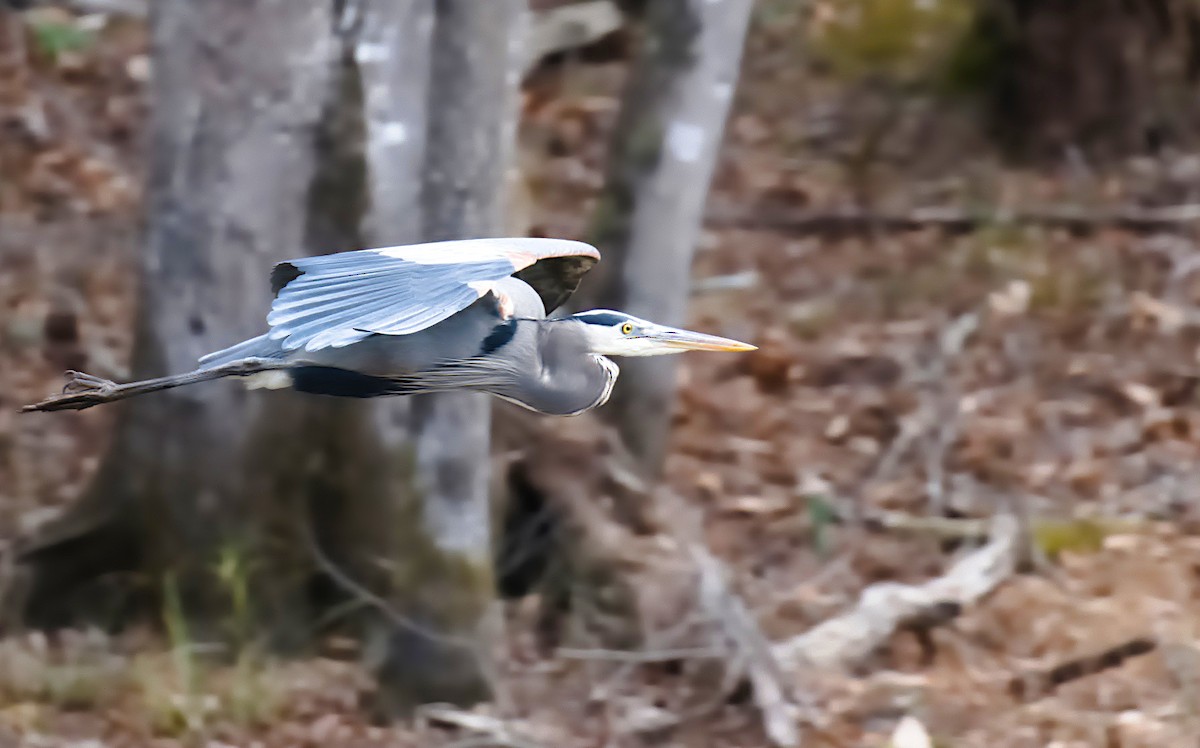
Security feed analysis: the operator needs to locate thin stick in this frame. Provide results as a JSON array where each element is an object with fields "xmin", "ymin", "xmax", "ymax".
[
  {"xmin": 20, "ymin": 359, "xmax": 290, "ymax": 413},
  {"xmin": 708, "ymin": 203, "xmax": 1200, "ymax": 236},
  {"xmin": 556, "ymin": 646, "xmax": 722, "ymax": 663}
]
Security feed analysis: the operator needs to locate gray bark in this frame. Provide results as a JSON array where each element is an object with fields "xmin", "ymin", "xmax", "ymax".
[
  {"xmin": 416, "ymin": 0, "xmax": 527, "ymax": 551},
  {"xmin": 584, "ymin": 0, "xmax": 753, "ymax": 474},
  {"xmin": 10, "ymin": 0, "xmax": 525, "ymax": 717},
  {"xmin": 356, "ymin": 0, "xmax": 432, "ymax": 248},
  {"xmin": 356, "ymin": 0, "xmax": 528, "ymax": 714},
  {"xmin": 8, "ymin": 0, "xmax": 343, "ymax": 636}
]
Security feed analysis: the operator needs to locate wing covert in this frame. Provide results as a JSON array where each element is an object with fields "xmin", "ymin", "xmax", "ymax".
[{"xmin": 266, "ymin": 237, "xmax": 599, "ymax": 352}]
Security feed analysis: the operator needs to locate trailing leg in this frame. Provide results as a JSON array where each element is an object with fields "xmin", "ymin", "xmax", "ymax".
[{"xmin": 21, "ymin": 358, "xmax": 291, "ymax": 413}]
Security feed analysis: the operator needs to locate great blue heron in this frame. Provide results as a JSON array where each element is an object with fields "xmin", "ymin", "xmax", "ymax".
[{"xmin": 23, "ymin": 237, "xmax": 755, "ymax": 415}]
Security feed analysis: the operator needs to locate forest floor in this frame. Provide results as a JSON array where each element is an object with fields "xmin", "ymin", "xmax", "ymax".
[{"xmin": 5, "ymin": 5, "xmax": 1200, "ymax": 748}]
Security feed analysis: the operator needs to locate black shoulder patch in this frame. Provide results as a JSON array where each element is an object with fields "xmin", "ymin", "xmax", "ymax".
[
  {"xmin": 480, "ymin": 320, "xmax": 517, "ymax": 355},
  {"xmin": 288, "ymin": 366, "xmax": 398, "ymax": 398},
  {"xmin": 270, "ymin": 262, "xmax": 304, "ymax": 296}
]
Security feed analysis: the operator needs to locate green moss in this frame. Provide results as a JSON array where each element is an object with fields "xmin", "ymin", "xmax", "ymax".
[
  {"xmin": 811, "ymin": 0, "xmax": 977, "ymax": 84},
  {"xmin": 381, "ymin": 471, "xmax": 494, "ymax": 631},
  {"xmin": 1032, "ymin": 518, "xmax": 1138, "ymax": 559}
]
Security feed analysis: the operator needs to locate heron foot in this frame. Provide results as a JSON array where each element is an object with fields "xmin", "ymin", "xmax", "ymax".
[
  {"xmin": 61, "ymin": 370, "xmax": 118, "ymax": 396},
  {"xmin": 21, "ymin": 370, "xmax": 121, "ymax": 413}
]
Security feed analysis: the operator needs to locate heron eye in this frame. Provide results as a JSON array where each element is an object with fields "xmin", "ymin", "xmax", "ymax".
[{"xmin": 620, "ymin": 322, "xmax": 634, "ymax": 335}]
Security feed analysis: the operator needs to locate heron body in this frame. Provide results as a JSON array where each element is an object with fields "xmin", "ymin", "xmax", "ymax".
[{"xmin": 23, "ymin": 237, "xmax": 755, "ymax": 415}]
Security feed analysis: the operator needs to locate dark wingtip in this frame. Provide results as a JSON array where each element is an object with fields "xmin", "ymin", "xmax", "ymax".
[{"xmin": 270, "ymin": 263, "xmax": 304, "ymax": 296}]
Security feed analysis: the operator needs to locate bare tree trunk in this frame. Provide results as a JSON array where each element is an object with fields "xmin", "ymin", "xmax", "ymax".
[
  {"xmin": 583, "ymin": 0, "xmax": 752, "ymax": 474},
  {"xmin": 9, "ymin": 0, "xmax": 342, "ymax": 636},
  {"xmin": 354, "ymin": 0, "xmax": 528, "ymax": 715},
  {"xmin": 8, "ymin": 0, "xmax": 525, "ymax": 718}
]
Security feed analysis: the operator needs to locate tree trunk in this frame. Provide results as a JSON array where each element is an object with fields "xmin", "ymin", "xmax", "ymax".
[
  {"xmin": 9, "ymin": 0, "xmax": 526, "ymax": 720},
  {"xmin": 975, "ymin": 0, "xmax": 1197, "ymax": 158},
  {"xmin": 581, "ymin": 0, "xmax": 752, "ymax": 475},
  {"xmin": 351, "ymin": 0, "xmax": 528, "ymax": 715},
  {"xmin": 9, "ymin": 0, "xmax": 349, "ymax": 639}
]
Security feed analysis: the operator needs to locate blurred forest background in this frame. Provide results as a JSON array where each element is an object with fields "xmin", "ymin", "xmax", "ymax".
[{"xmin": 4, "ymin": 0, "xmax": 1200, "ymax": 746}]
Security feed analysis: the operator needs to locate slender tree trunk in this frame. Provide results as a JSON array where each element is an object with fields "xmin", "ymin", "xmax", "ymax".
[
  {"xmin": 582, "ymin": 0, "xmax": 752, "ymax": 475},
  {"xmin": 352, "ymin": 0, "xmax": 528, "ymax": 715}
]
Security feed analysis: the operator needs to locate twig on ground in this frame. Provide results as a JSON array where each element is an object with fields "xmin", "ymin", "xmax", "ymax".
[
  {"xmin": 19, "ymin": 0, "xmax": 148, "ymax": 17},
  {"xmin": 708, "ymin": 204, "xmax": 1200, "ymax": 236},
  {"xmin": 774, "ymin": 514, "xmax": 1020, "ymax": 672},
  {"xmin": 418, "ymin": 704, "xmax": 547, "ymax": 748},
  {"xmin": 691, "ymin": 544, "xmax": 816, "ymax": 748},
  {"xmin": 847, "ymin": 311, "xmax": 979, "ymax": 519},
  {"xmin": 1007, "ymin": 637, "xmax": 1157, "ymax": 702},
  {"xmin": 862, "ymin": 511, "xmax": 991, "ymax": 541},
  {"xmin": 557, "ymin": 646, "xmax": 721, "ymax": 663},
  {"xmin": 299, "ymin": 507, "xmax": 477, "ymax": 652}
]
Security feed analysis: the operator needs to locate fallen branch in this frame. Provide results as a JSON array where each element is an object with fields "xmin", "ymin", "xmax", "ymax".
[
  {"xmin": 862, "ymin": 511, "xmax": 990, "ymax": 542},
  {"xmin": 18, "ymin": 0, "xmax": 148, "ymax": 17},
  {"xmin": 774, "ymin": 514, "xmax": 1020, "ymax": 672},
  {"xmin": 1007, "ymin": 637, "xmax": 1157, "ymax": 702},
  {"xmin": 418, "ymin": 704, "xmax": 547, "ymax": 748},
  {"xmin": 556, "ymin": 646, "xmax": 720, "ymax": 663},
  {"xmin": 692, "ymin": 544, "xmax": 814, "ymax": 748},
  {"xmin": 708, "ymin": 204, "xmax": 1200, "ymax": 236}
]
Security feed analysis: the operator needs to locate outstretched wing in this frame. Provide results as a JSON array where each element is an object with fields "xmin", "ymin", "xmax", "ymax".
[{"xmin": 266, "ymin": 237, "xmax": 600, "ymax": 352}]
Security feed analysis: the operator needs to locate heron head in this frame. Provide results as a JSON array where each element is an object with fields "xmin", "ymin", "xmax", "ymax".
[{"xmin": 570, "ymin": 310, "xmax": 756, "ymax": 357}]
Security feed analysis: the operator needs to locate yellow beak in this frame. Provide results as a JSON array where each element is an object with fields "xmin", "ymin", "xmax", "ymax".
[{"xmin": 650, "ymin": 326, "xmax": 757, "ymax": 352}]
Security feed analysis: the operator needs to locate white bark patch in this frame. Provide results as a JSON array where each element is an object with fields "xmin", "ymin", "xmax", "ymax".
[
  {"xmin": 666, "ymin": 121, "xmax": 706, "ymax": 163},
  {"xmin": 380, "ymin": 122, "xmax": 409, "ymax": 145},
  {"xmin": 354, "ymin": 41, "xmax": 390, "ymax": 64}
]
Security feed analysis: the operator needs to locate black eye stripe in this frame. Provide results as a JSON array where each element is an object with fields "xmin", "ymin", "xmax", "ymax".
[{"xmin": 574, "ymin": 312, "xmax": 631, "ymax": 327}]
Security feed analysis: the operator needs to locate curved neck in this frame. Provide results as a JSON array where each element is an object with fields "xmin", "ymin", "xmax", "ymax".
[{"xmin": 496, "ymin": 321, "xmax": 620, "ymax": 416}]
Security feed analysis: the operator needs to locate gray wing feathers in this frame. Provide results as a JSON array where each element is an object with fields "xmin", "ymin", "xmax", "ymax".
[
  {"xmin": 265, "ymin": 238, "xmax": 600, "ymax": 352},
  {"xmin": 267, "ymin": 251, "xmax": 513, "ymax": 351},
  {"xmin": 382, "ymin": 358, "xmax": 519, "ymax": 394},
  {"xmin": 197, "ymin": 333, "xmax": 283, "ymax": 368}
]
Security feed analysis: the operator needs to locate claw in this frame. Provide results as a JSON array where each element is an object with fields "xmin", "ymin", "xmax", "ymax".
[{"xmin": 60, "ymin": 370, "xmax": 116, "ymax": 396}]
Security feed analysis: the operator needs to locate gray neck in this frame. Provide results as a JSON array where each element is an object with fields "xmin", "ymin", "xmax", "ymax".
[{"xmin": 492, "ymin": 319, "xmax": 619, "ymax": 416}]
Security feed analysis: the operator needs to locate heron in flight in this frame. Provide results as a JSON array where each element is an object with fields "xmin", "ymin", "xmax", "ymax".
[{"xmin": 23, "ymin": 238, "xmax": 755, "ymax": 415}]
